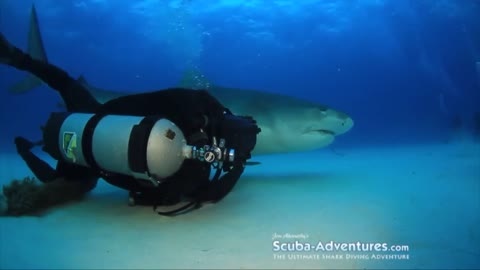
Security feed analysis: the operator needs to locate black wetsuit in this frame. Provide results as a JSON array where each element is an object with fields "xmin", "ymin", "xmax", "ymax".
[{"xmin": 3, "ymin": 35, "xmax": 257, "ymax": 212}]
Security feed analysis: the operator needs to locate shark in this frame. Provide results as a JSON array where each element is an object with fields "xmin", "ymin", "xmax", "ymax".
[{"xmin": 7, "ymin": 5, "xmax": 354, "ymax": 156}]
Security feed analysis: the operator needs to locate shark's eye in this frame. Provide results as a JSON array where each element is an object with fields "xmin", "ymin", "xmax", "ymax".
[
  {"xmin": 310, "ymin": 107, "xmax": 327, "ymax": 115},
  {"xmin": 313, "ymin": 108, "xmax": 327, "ymax": 116}
]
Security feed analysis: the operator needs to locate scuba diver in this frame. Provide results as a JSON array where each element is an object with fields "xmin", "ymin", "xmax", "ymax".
[{"xmin": 0, "ymin": 33, "xmax": 260, "ymax": 216}]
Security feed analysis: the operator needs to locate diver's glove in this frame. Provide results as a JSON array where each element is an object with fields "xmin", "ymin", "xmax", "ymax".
[
  {"xmin": 218, "ymin": 113, "xmax": 260, "ymax": 161},
  {"xmin": 14, "ymin": 136, "xmax": 43, "ymax": 154},
  {"xmin": 14, "ymin": 136, "xmax": 35, "ymax": 154},
  {"xmin": 190, "ymin": 112, "xmax": 260, "ymax": 205}
]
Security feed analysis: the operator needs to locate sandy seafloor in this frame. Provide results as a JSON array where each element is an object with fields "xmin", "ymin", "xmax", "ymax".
[{"xmin": 0, "ymin": 141, "xmax": 479, "ymax": 269}]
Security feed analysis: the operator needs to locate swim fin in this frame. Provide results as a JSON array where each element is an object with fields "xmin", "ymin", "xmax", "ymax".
[{"xmin": 0, "ymin": 32, "xmax": 14, "ymax": 64}]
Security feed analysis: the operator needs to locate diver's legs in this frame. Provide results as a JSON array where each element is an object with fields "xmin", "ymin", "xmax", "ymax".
[
  {"xmin": 102, "ymin": 175, "xmax": 182, "ymax": 206},
  {"xmin": 0, "ymin": 33, "xmax": 100, "ymax": 112},
  {"xmin": 14, "ymin": 137, "xmax": 56, "ymax": 183}
]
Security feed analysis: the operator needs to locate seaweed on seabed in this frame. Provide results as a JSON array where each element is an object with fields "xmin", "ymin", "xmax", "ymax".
[
  {"xmin": 2, "ymin": 176, "xmax": 42, "ymax": 216},
  {"xmin": 1, "ymin": 176, "xmax": 95, "ymax": 217}
]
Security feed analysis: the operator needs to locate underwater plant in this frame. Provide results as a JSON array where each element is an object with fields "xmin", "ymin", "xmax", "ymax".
[
  {"xmin": 2, "ymin": 177, "xmax": 41, "ymax": 216},
  {"xmin": 1, "ymin": 176, "xmax": 92, "ymax": 216}
]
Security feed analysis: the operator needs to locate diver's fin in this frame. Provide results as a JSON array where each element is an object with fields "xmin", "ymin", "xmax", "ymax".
[
  {"xmin": 0, "ymin": 33, "xmax": 14, "ymax": 64},
  {"xmin": 178, "ymin": 68, "xmax": 212, "ymax": 90},
  {"xmin": 245, "ymin": 161, "xmax": 261, "ymax": 166},
  {"xmin": 8, "ymin": 4, "xmax": 47, "ymax": 94}
]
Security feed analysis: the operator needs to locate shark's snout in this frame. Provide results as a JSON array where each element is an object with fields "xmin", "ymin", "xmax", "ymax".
[
  {"xmin": 336, "ymin": 115, "xmax": 354, "ymax": 135},
  {"xmin": 306, "ymin": 110, "xmax": 354, "ymax": 137}
]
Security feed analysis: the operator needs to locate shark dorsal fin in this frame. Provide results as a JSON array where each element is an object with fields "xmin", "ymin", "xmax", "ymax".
[
  {"xmin": 8, "ymin": 4, "xmax": 47, "ymax": 94},
  {"xmin": 28, "ymin": 4, "xmax": 47, "ymax": 62},
  {"xmin": 179, "ymin": 68, "xmax": 212, "ymax": 90}
]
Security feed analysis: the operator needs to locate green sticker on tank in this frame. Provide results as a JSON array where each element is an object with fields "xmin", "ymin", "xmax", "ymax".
[{"xmin": 63, "ymin": 131, "xmax": 77, "ymax": 162}]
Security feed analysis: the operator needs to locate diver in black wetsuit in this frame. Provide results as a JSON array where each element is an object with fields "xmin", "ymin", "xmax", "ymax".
[{"xmin": 0, "ymin": 33, "xmax": 260, "ymax": 216}]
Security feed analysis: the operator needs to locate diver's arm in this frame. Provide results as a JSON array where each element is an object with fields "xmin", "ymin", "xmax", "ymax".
[
  {"xmin": 15, "ymin": 136, "xmax": 56, "ymax": 183},
  {"xmin": 97, "ymin": 88, "xmax": 226, "ymax": 136},
  {"xmin": 55, "ymin": 162, "xmax": 100, "ymax": 184},
  {"xmin": 15, "ymin": 136, "xmax": 100, "ymax": 186},
  {"xmin": 7, "ymin": 137, "xmax": 99, "ymax": 216},
  {"xmin": 101, "ymin": 174, "xmax": 149, "ymax": 193}
]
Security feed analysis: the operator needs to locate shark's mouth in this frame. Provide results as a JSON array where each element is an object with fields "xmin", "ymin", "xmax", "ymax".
[{"xmin": 305, "ymin": 129, "xmax": 336, "ymax": 136}]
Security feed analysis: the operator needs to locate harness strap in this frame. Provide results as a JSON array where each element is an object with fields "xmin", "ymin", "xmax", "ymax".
[{"xmin": 128, "ymin": 115, "xmax": 162, "ymax": 174}]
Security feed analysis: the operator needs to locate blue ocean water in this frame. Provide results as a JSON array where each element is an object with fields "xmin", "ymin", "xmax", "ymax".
[
  {"xmin": 0, "ymin": 0, "xmax": 478, "ymax": 150},
  {"xmin": 0, "ymin": 0, "xmax": 479, "ymax": 269}
]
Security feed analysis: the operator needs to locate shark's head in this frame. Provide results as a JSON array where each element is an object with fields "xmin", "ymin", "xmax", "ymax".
[
  {"xmin": 295, "ymin": 105, "xmax": 354, "ymax": 145},
  {"xmin": 245, "ymin": 94, "xmax": 354, "ymax": 155}
]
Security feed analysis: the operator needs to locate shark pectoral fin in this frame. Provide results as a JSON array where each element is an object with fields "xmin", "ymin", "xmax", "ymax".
[
  {"xmin": 178, "ymin": 68, "xmax": 212, "ymax": 89},
  {"xmin": 245, "ymin": 161, "xmax": 262, "ymax": 166},
  {"xmin": 8, "ymin": 75, "xmax": 43, "ymax": 94}
]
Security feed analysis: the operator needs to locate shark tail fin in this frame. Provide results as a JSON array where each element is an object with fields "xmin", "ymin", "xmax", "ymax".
[
  {"xmin": 8, "ymin": 4, "xmax": 48, "ymax": 95},
  {"xmin": 178, "ymin": 68, "xmax": 212, "ymax": 90}
]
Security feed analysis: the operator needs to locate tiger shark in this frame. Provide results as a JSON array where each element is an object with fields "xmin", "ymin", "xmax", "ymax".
[{"xmin": 7, "ymin": 5, "xmax": 354, "ymax": 156}]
